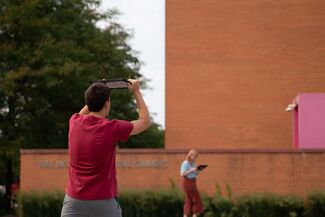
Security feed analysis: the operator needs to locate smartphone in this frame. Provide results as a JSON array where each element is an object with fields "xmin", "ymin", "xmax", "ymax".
[
  {"xmin": 90, "ymin": 78, "xmax": 130, "ymax": 89},
  {"xmin": 197, "ymin": 164, "xmax": 208, "ymax": 171}
]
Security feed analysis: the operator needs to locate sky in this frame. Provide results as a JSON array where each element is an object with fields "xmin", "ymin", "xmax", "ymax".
[{"xmin": 99, "ymin": 0, "xmax": 165, "ymax": 128}]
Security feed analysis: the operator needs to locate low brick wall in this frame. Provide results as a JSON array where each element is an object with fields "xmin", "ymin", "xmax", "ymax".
[{"xmin": 20, "ymin": 149, "xmax": 325, "ymax": 195}]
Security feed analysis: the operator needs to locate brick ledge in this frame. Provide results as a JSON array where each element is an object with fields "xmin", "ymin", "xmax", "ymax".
[{"xmin": 20, "ymin": 148, "xmax": 325, "ymax": 154}]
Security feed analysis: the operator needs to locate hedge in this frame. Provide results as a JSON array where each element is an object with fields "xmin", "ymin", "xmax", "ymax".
[
  {"xmin": 118, "ymin": 189, "xmax": 183, "ymax": 217},
  {"xmin": 304, "ymin": 192, "xmax": 325, "ymax": 217},
  {"xmin": 17, "ymin": 190, "xmax": 325, "ymax": 217},
  {"xmin": 17, "ymin": 189, "xmax": 184, "ymax": 217},
  {"xmin": 233, "ymin": 193, "xmax": 305, "ymax": 217},
  {"xmin": 17, "ymin": 191, "xmax": 63, "ymax": 217}
]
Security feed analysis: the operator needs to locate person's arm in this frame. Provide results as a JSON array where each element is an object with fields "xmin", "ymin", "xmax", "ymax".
[
  {"xmin": 128, "ymin": 79, "xmax": 151, "ymax": 135},
  {"xmin": 79, "ymin": 105, "xmax": 90, "ymax": 115},
  {"xmin": 181, "ymin": 167, "xmax": 198, "ymax": 177}
]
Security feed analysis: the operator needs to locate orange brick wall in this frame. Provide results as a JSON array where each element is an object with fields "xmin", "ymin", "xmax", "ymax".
[
  {"xmin": 20, "ymin": 151, "xmax": 68, "ymax": 192},
  {"xmin": 166, "ymin": 0, "xmax": 325, "ymax": 149},
  {"xmin": 21, "ymin": 149, "xmax": 325, "ymax": 195}
]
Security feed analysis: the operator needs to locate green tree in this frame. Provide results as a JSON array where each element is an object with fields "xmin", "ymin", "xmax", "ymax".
[{"xmin": 0, "ymin": 0, "xmax": 164, "ymax": 206}]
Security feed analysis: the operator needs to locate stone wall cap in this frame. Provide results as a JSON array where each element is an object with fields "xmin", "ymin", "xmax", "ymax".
[{"xmin": 20, "ymin": 148, "xmax": 325, "ymax": 155}]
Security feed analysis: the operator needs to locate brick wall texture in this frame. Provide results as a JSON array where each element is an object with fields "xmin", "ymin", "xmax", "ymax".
[
  {"xmin": 166, "ymin": 0, "xmax": 325, "ymax": 149},
  {"xmin": 21, "ymin": 149, "xmax": 325, "ymax": 195}
]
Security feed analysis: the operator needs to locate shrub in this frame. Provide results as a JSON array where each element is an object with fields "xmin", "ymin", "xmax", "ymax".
[
  {"xmin": 16, "ymin": 190, "xmax": 325, "ymax": 217},
  {"xmin": 119, "ymin": 188, "xmax": 183, "ymax": 217},
  {"xmin": 233, "ymin": 193, "xmax": 304, "ymax": 217},
  {"xmin": 17, "ymin": 191, "xmax": 64, "ymax": 217},
  {"xmin": 203, "ymin": 195, "xmax": 233, "ymax": 217},
  {"xmin": 17, "ymin": 189, "xmax": 183, "ymax": 217},
  {"xmin": 305, "ymin": 192, "xmax": 325, "ymax": 217}
]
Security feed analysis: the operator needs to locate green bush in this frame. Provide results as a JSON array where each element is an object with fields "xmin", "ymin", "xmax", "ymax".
[
  {"xmin": 17, "ymin": 189, "xmax": 184, "ymax": 217},
  {"xmin": 16, "ymin": 190, "xmax": 325, "ymax": 217},
  {"xmin": 203, "ymin": 195, "xmax": 233, "ymax": 217},
  {"xmin": 119, "ymin": 188, "xmax": 183, "ymax": 217},
  {"xmin": 305, "ymin": 192, "xmax": 325, "ymax": 217},
  {"xmin": 233, "ymin": 193, "xmax": 304, "ymax": 217},
  {"xmin": 18, "ymin": 191, "xmax": 64, "ymax": 217}
]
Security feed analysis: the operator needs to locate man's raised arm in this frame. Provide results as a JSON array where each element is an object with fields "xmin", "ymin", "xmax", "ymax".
[
  {"xmin": 128, "ymin": 79, "xmax": 151, "ymax": 135},
  {"xmin": 79, "ymin": 105, "xmax": 89, "ymax": 115}
]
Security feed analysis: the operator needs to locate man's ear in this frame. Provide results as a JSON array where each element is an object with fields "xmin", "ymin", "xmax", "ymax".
[{"xmin": 105, "ymin": 100, "xmax": 110, "ymax": 112}]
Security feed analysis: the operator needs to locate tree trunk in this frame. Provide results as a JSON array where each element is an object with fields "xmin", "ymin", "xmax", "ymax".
[{"xmin": 4, "ymin": 156, "xmax": 12, "ymax": 210}]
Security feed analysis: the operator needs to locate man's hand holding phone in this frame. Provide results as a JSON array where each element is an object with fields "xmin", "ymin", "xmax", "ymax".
[{"xmin": 127, "ymin": 79, "xmax": 140, "ymax": 94}]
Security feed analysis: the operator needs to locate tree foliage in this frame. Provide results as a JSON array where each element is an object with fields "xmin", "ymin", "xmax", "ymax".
[{"xmin": 0, "ymin": 0, "xmax": 164, "ymax": 152}]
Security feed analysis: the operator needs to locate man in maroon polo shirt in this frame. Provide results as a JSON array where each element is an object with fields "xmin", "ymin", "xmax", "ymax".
[{"xmin": 61, "ymin": 79, "xmax": 151, "ymax": 217}]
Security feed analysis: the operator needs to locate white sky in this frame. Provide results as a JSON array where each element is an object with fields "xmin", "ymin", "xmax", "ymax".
[{"xmin": 99, "ymin": 0, "xmax": 165, "ymax": 128}]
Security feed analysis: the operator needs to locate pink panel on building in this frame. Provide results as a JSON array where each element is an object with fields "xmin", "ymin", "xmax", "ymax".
[{"xmin": 293, "ymin": 93, "xmax": 325, "ymax": 149}]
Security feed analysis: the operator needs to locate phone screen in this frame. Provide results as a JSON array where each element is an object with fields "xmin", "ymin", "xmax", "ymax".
[{"xmin": 106, "ymin": 80, "xmax": 128, "ymax": 89}]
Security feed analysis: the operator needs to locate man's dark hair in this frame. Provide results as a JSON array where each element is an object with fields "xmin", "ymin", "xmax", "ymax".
[{"xmin": 85, "ymin": 83, "xmax": 111, "ymax": 112}]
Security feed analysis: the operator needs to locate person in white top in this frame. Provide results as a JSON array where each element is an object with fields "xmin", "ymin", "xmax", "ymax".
[{"xmin": 180, "ymin": 149, "xmax": 204, "ymax": 217}]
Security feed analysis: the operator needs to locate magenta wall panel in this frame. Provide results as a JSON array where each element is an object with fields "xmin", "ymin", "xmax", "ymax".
[{"xmin": 293, "ymin": 93, "xmax": 325, "ymax": 149}]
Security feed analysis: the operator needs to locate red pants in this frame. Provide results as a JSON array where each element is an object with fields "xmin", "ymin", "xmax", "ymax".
[{"xmin": 182, "ymin": 178, "xmax": 203, "ymax": 215}]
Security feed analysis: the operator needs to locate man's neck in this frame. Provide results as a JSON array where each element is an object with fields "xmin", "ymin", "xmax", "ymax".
[{"xmin": 89, "ymin": 111, "xmax": 106, "ymax": 118}]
